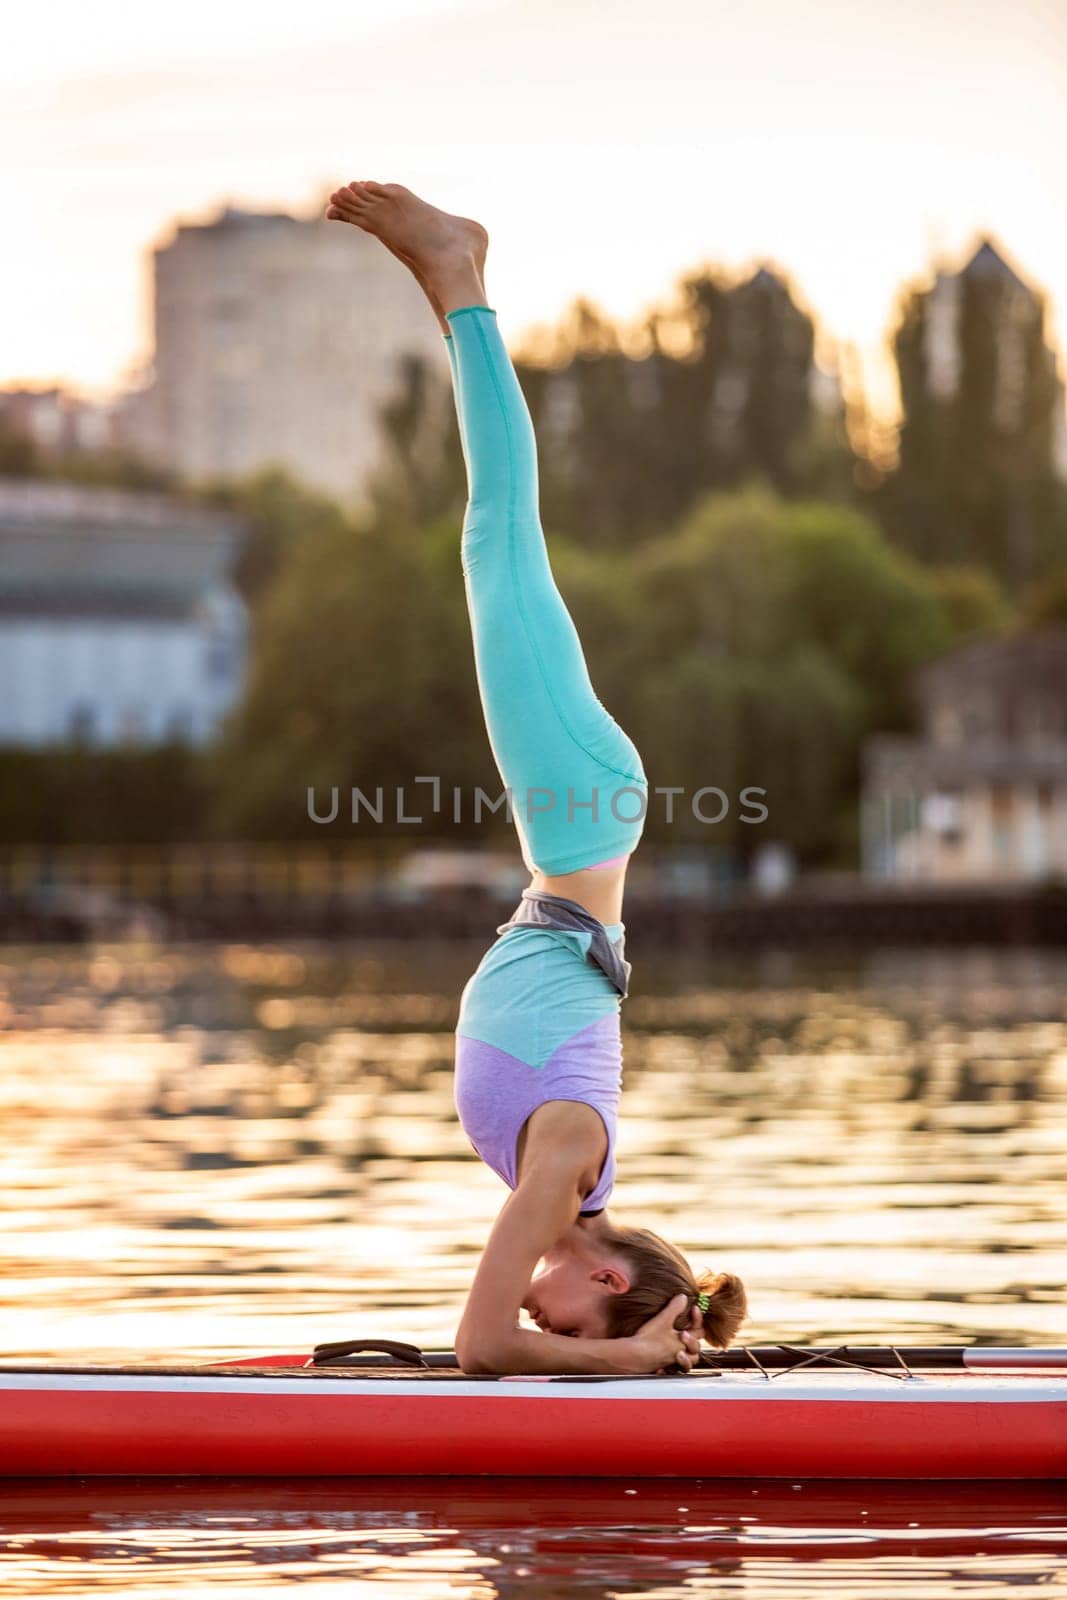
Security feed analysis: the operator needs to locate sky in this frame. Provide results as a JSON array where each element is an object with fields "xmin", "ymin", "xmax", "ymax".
[{"xmin": 4, "ymin": 0, "xmax": 1067, "ymax": 427}]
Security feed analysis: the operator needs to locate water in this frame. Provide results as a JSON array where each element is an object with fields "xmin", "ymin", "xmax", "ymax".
[
  {"xmin": 2, "ymin": 1479, "xmax": 1066, "ymax": 1597},
  {"xmin": 1, "ymin": 937, "xmax": 1065, "ymax": 1595}
]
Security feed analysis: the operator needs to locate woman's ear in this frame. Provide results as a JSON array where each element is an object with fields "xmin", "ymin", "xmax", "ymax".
[{"xmin": 592, "ymin": 1265, "xmax": 631, "ymax": 1295}]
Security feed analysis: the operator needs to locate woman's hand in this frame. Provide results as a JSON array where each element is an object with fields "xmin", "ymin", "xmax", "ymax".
[{"xmin": 624, "ymin": 1294, "xmax": 703, "ymax": 1374}]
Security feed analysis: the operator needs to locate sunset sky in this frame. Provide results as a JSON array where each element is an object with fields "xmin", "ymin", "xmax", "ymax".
[{"xmin": 5, "ymin": 0, "xmax": 1067, "ymax": 425}]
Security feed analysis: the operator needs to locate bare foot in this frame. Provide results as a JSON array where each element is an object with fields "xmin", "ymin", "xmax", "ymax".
[
  {"xmin": 327, "ymin": 182, "xmax": 450, "ymax": 332},
  {"xmin": 384, "ymin": 246, "xmax": 449, "ymax": 330},
  {"xmin": 326, "ymin": 180, "xmax": 488, "ymax": 320}
]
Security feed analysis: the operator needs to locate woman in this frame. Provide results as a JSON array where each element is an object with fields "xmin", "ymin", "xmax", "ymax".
[{"xmin": 327, "ymin": 181, "xmax": 748, "ymax": 1376}]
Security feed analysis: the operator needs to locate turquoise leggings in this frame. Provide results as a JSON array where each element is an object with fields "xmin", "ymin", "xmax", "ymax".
[{"xmin": 443, "ymin": 305, "xmax": 647, "ymax": 876}]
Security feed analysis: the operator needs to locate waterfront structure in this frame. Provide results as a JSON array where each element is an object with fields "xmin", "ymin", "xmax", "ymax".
[
  {"xmin": 862, "ymin": 630, "xmax": 1067, "ymax": 881},
  {"xmin": 0, "ymin": 478, "xmax": 246, "ymax": 747}
]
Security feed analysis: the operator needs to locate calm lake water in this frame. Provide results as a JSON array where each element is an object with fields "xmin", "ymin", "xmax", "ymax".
[{"xmin": 1, "ymin": 935, "xmax": 1065, "ymax": 1596}]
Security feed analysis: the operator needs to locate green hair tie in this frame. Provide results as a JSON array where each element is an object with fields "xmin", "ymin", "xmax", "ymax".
[{"xmin": 695, "ymin": 1292, "xmax": 710, "ymax": 1313}]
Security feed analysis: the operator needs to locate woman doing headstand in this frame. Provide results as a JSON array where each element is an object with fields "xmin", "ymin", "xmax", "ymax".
[{"xmin": 327, "ymin": 181, "xmax": 747, "ymax": 1375}]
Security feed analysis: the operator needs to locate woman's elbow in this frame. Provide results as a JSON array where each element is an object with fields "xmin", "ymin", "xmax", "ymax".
[{"xmin": 455, "ymin": 1331, "xmax": 507, "ymax": 1375}]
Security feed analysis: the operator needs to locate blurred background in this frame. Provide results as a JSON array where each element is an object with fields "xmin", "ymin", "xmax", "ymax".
[
  {"xmin": 1, "ymin": 0, "xmax": 1065, "ymax": 1378},
  {"xmin": 3, "ymin": 0, "xmax": 1067, "ymax": 926}
]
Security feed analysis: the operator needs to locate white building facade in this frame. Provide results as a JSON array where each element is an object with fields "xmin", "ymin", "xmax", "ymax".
[
  {"xmin": 123, "ymin": 203, "xmax": 451, "ymax": 504},
  {"xmin": 862, "ymin": 631, "xmax": 1067, "ymax": 883},
  {"xmin": 0, "ymin": 480, "xmax": 246, "ymax": 748}
]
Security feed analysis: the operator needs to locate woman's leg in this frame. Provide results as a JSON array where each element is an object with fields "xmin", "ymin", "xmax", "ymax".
[
  {"xmin": 445, "ymin": 304, "xmax": 647, "ymax": 875},
  {"xmin": 442, "ymin": 331, "xmax": 472, "ymax": 487},
  {"xmin": 326, "ymin": 181, "xmax": 647, "ymax": 875}
]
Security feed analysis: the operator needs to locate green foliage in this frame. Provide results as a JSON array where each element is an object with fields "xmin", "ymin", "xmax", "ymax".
[
  {"xmin": 603, "ymin": 489, "xmax": 952, "ymax": 862},
  {"xmin": 924, "ymin": 563, "xmax": 1013, "ymax": 640},
  {"xmin": 362, "ymin": 353, "xmax": 467, "ymax": 528},
  {"xmin": 0, "ymin": 419, "xmax": 40, "ymax": 476},
  {"xmin": 0, "ymin": 744, "xmax": 210, "ymax": 845},
  {"xmin": 0, "ymin": 480, "xmax": 978, "ymax": 866},
  {"xmin": 198, "ymin": 481, "xmax": 978, "ymax": 866},
  {"xmin": 209, "ymin": 508, "xmax": 492, "ymax": 841},
  {"xmin": 778, "ymin": 503, "xmax": 953, "ymax": 725},
  {"xmin": 198, "ymin": 465, "xmax": 350, "ymax": 601},
  {"xmin": 1016, "ymin": 562, "xmax": 1067, "ymax": 628},
  {"xmin": 0, "ymin": 414, "xmax": 177, "ymax": 491},
  {"xmin": 214, "ymin": 482, "xmax": 942, "ymax": 861},
  {"xmin": 352, "ymin": 274, "xmax": 863, "ymax": 557},
  {"xmin": 49, "ymin": 450, "xmax": 177, "ymax": 492},
  {"xmin": 7, "ymin": 248, "xmax": 1064, "ymax": 864},
  {"xmin": 515, "ymin": 272, "xmax": 859, "ymax": 551}
]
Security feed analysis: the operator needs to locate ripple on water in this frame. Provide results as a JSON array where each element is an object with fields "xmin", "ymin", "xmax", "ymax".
[{"xmin": 0, "ymin": 940, "xmax": 1065, "ymax": 1595}]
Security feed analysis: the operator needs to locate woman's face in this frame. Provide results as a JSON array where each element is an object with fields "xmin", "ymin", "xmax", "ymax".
[{"xmin": 521, "ymin": 1258, "xmax": 614, "ymax": 1340}]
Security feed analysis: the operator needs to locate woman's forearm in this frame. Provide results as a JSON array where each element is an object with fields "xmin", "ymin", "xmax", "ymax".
[{"xmin": 459, "ymin": 1325, "xmax": 642, "ymax": 1376}]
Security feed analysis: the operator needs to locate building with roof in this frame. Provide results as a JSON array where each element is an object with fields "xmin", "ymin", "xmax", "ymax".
[
  {"xmin": 0, "ymin": 479, "xmax": 246, "ymax": 747},
  {"xmin": 923, "ymin": 241, "xmax": 1029, "ymax": 409},
  {"xmin": 122, "ymin": 203, "xmax": 450, "ymax": 503},
  {"xmin": 862, "ymin": 629, "xmax": 1067, "ymax": 882}
]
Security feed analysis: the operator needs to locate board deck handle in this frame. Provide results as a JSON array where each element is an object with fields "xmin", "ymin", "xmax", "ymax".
[{"xmin": 311, "ymin": 1339, "xmax": 430, "ymax": 1368}]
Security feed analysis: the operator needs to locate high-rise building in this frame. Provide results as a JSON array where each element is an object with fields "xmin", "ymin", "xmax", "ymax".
[
  {"xmin": 126, "ymin": 203, "xmax": 449, "ymax": 503},
  {"xmin": 921, "ymin": 240, "xmax": 1052, "ymax": 435},
  {"xmin": 891, "ymin": 237, "xmax": 1067, "ymax": 587}
]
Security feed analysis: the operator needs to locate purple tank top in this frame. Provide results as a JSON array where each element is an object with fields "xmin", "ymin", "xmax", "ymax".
[
  {"xmin": 454, "ymin": 1015, "xmax": 621, "ymax": 1213},
  {"xmin": 453, "ymin": 897, "xmax": 627, "ymax": 1215}
]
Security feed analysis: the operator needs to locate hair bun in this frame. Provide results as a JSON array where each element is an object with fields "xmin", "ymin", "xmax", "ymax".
[{"xmin": 694, "ymin": 1269, "xmax": 748, "ymax": 1349}]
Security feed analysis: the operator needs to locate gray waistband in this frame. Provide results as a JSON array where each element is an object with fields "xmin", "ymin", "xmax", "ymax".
[{"xmin": 496, "ymin": 889, "xmax": 631, "ymax": 999}]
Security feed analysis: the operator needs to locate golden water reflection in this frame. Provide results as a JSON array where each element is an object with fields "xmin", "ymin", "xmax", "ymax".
[
  {"xmin": 0, "ymin": 1480, "xmax": 1065, "ymax": 1598},
  {"xmin": 0, "ymin": 940, "xmax": 1065, "ymax": 1361}
]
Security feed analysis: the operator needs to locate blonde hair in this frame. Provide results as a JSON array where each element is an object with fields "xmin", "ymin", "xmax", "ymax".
[{"xmin": 600, "ymin": 1221, "xmax": 748, "ymax": 1349}]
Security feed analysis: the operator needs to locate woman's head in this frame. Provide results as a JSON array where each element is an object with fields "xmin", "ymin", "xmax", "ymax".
[
  {"xmin": 596, "ymin": 1220, "xmax": 748, "ymax": 1348},
  {"xmin": 523, "ymin": 1216, "xmax": 747, "ymax": 1349}
]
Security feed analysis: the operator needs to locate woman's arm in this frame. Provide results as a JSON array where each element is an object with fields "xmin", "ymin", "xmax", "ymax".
[
  {"xmin": 455, "ymin": 1156, "xmax": 632, "ymax": 1375},
  {"xmin": 455, "ymin": 1113, "xmax": 699, "ymax": 1375}
]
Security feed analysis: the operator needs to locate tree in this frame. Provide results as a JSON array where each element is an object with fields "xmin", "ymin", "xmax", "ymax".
[
  {"xmin": 0, "ymin": 418, "xmax": 40, "ymax": 476},
  {"xmin": 517, "ymin": 299, "xmax": 658, "ymax": 547},
  {"xmin": 1017, "ymin": 562, "xmax": 1067, "ymax": 628},
  {"xmin": 608, "ymin": 488, "xmax": 953, "ymax": 865},
  {"xmin": 516, "ymin": 270, "xmax": 858, "ymax": 552},
  {"xmin": 924, "ymin": 564, "xmax": 1013, "ymax": 641},
  {"xmin": 211, "ymin": 480, "xmax": 993, "ymax": 867},
  {"xmin": 362, "ymin": 351, "xmax": 467, "ymax": 529},
  {"xmin": 211, "ymin": 509, "xmax": 492, "ymax": 841},
  {"xmin": 674, "ymin": 266, "xmax": 820, "ymax": 494},
  {"xmin": 200, "ymin": 465, "xmax": 350, "ymax": 601}
]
